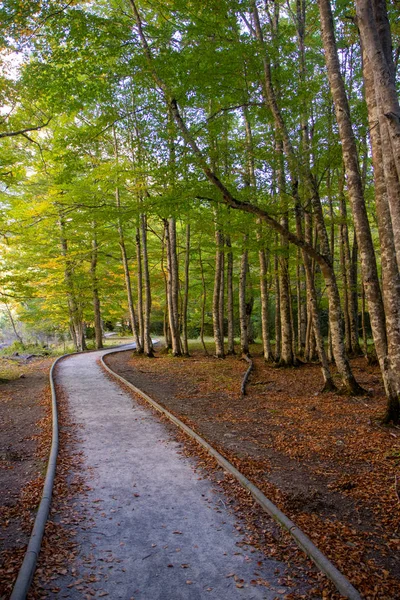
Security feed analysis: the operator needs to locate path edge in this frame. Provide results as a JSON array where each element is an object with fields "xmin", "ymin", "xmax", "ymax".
[
  {"xmin": 9, "ymin": 343, "xmax": 133, "ymax": 599},
  {"xmin": 101, "ymin": 347, "xmax": 363, "ymax": 600},
  {"xmin": 9, "ymin": 354, "xmax": 65, "ymax": 600}
]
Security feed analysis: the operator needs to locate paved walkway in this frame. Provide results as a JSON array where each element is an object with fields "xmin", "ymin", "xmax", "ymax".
[{"xmin": 49, "ymin": 349, "xmax": 292, "ymax": 599}]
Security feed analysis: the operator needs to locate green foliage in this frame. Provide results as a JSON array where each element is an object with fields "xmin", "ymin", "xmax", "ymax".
[{"xmin": 0, "ymin": 0, "xmax": 390, "ymax": 355}]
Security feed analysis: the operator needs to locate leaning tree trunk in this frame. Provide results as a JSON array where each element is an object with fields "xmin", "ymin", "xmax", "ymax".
[{"xmin": 5, "ymin": 302, "xmax": 24, "ymax": 346}]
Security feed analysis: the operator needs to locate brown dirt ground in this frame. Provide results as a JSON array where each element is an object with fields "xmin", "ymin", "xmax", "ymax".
[
  {"xmin": 106, "ymin": 346, "xmax": 400, "ymax": 600},
  {"xmin": 0, "ymin": 357, "xmax": 53, "ymax": 599}
]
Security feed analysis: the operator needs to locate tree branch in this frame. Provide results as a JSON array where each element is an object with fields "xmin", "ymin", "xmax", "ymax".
[
  {"xmin": 129, "ymin": 0, "xmax": 333, "ymax": 273},
  {"xmin": 0, "ymin": 117, "xmax": 52, "ymax": 139}
]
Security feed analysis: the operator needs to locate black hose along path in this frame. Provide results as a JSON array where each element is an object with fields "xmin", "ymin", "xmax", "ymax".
[
  {"xmin": 10, "ymin": 355, "xmax": 64, "ymax": 600},
  {"xmin": 10, "ymin": 345, "xmax": 362, "ymax": 599}
]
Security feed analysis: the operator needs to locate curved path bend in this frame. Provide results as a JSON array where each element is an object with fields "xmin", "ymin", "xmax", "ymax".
[{"xmin": 49, "ymin": 348, "xmax": 296, "ymax": 599}]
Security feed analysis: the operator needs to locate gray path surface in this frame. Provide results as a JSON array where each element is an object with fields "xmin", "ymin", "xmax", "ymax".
[{"xmin": 50, "ymin": 349, "xmax": 293, "ymax": 599}]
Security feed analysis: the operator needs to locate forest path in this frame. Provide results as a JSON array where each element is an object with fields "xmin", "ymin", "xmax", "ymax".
[{"xmin": 49, "ymin": 348, "xmax": 293, "ymax": 599}]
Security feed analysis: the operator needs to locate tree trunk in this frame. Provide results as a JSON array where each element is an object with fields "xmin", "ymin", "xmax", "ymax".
[
  {"xmin": 274, "ymin": 252, "xmax": 281, "ymax": 362},
  {"xmin": 219, "ymin": 236, "xmax": 225, "ymax": 347},
  {"xmin": 199, "ymin": 245, "xmax": 209, "ymax": 356},
  {"xmin": 130, "ymin": 0, "xmax": 363, "ymax": 390},
  {"xmin": 182, "ymin": 223, "xmax": 190, "ymax": 356},
  {"xmin": 296, "ymin": 253, "xmax": 307, "ymax": 356},
  {"xmin": 356, "ymin": 0, "xmax": 400, "ymax": 183},
  {"xmin": 59, "ymin": 216, "xmax": 86, "ymax": 352},
  {"xmin": 239, "ymin": 240, "xmax": 250, "ymax": 357},
  {"xmin": 135, "ymin": 226, "xmax": 144, "ymax": 350},
  {"xmin": 113, "ymin": 127, "xmax": 141, "ymax": 352},
  {"xmin": 213, "ymin": 227, "xmax": 225, "ymax": 358},
  {"xmin": 259, "ymin": 246, "xmax": 272, "ymax": 361},
  {"xmin": 226, "ymin": 235, "xmax": 235, "ymax": 355},
  {"xmin": 90, "ymin": 225, "xmax": 103, "ymax": 350},
  {"xmin": 362, "ymin": 39, "xmax": 400, "ymax": 422},
  {"xmin": 161, "ymin": 227, "xmax": 172, "ymax": 350},
  {"xmin": 165, "ymin": 218, "xmax": 182, "ymax": 356},
  {"xmin": 140, "ymin": 213, "xmax": 153, "ymax": 356},
  {"xmin": 295, "ymin": 207, "xmax": 336, "ymax": 390},
  {"xmin": 5, "ymin": 302, "xmax": 24, "ymax": 346},
  {"xmin": 319, "ymin": 0, "xmax": 397, "ymax": 405}
]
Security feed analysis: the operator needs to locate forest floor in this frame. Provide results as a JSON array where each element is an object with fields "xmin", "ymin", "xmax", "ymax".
[
  {"xmin": 106, "ymin": 344, "xmax": 400, "ymax": 600},
  {"xmin": 0, "ymin": 356, "xmax": 54, "ymax": 598},
  {"xmin": 1, "ymin": 344, "xmax": 399, "ymax": 599}
]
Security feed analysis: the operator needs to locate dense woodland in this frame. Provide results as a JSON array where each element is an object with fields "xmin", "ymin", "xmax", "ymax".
[{"xmin": 1, "ymin": 1, "xmax": 400, "ymax": 421}]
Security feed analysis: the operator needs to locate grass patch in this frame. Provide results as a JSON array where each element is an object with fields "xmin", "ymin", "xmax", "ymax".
[{"xmin": 0, "ymin": 360, "xmax": 26, "ymax": 382}]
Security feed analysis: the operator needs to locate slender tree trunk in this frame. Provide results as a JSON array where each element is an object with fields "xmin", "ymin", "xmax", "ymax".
[
  {"xmin": 350, "ymin": 237, "xmax": 361, "ymax": 355},
  {"xmin": 5, "ymin": 302, "xmax": 23, "ymax": 346},
  {"xmin": 339, "ymin": 213, "xmax": 352, "ymax": 356},
  {"xmin": 361, "ymin": 282, "xmax": 369, "ymax": 360},
  {"xmin": 296, "ymin": 252, "xmax": 307, "ymax": 356},
  {"xmin": 239, "ymin": 239, "xmax": 250, "ymax": 356},
  {"xmin": 219, "ymin": 237, "xmax": 225, "ymax": 347},
  {"xmin": 119, "ymin": 229, "xmax": 141, "ymax": 352},
  {"xmin": 140, "ymin": 213, "xmax": 153, "ymax": 356},
  {"xmin": 213, "ymin": 227, "xmax": 225, "ymax": 357},
  {"xmin": 90, "ymin": 224, "xmax": 103, "ymax": 350},
  {"xmin": 182, "ymin": 223, "xmax": 190, "ymax": 356},
  {"xmin": 279, "ymin": 246, "xmax": 294, "ymax": 365},
  {"xmin": 339, "ymin": 176, "xmax": 361, "ymax": 355},
  {"xmin": 113, "ymin": 127, "xmax": 141, "ymax": 352},
  {"xmin": 161, "ymin": 227, "xmax": 172, "ymax": 350},
  {"xmin": 198, "ymin": 245, "xmax": 209, "ymax": 356},
  {"xmin": 226, "ymin": 235, "xmax": 235, "ymax": 355},
  {"xmin": 59, "ymin": 216, "xmax": 86, "ymax": 352},
  {"xmin": 165, "ymin": 218, "xmax": 182, "ymax": 356},
  {"xmin": 274, "ymin": 252, "xmax": 281, "ymax": 362},
  {"xmin": 259, "ymin": 246, "xmax": 272, "ymax": 361},
  {"xmin": 295, "ymin": 207, "xmax": 336, "ymax": 389},
  {"xmin": 135, "ymin": 227, "xmax": 144, "ymax": 349}
]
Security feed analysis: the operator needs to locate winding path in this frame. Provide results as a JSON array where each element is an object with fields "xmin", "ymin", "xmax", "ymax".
[{"xmin": 47, "ymin": 348, "xmax": 295, "ymax": 599}]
